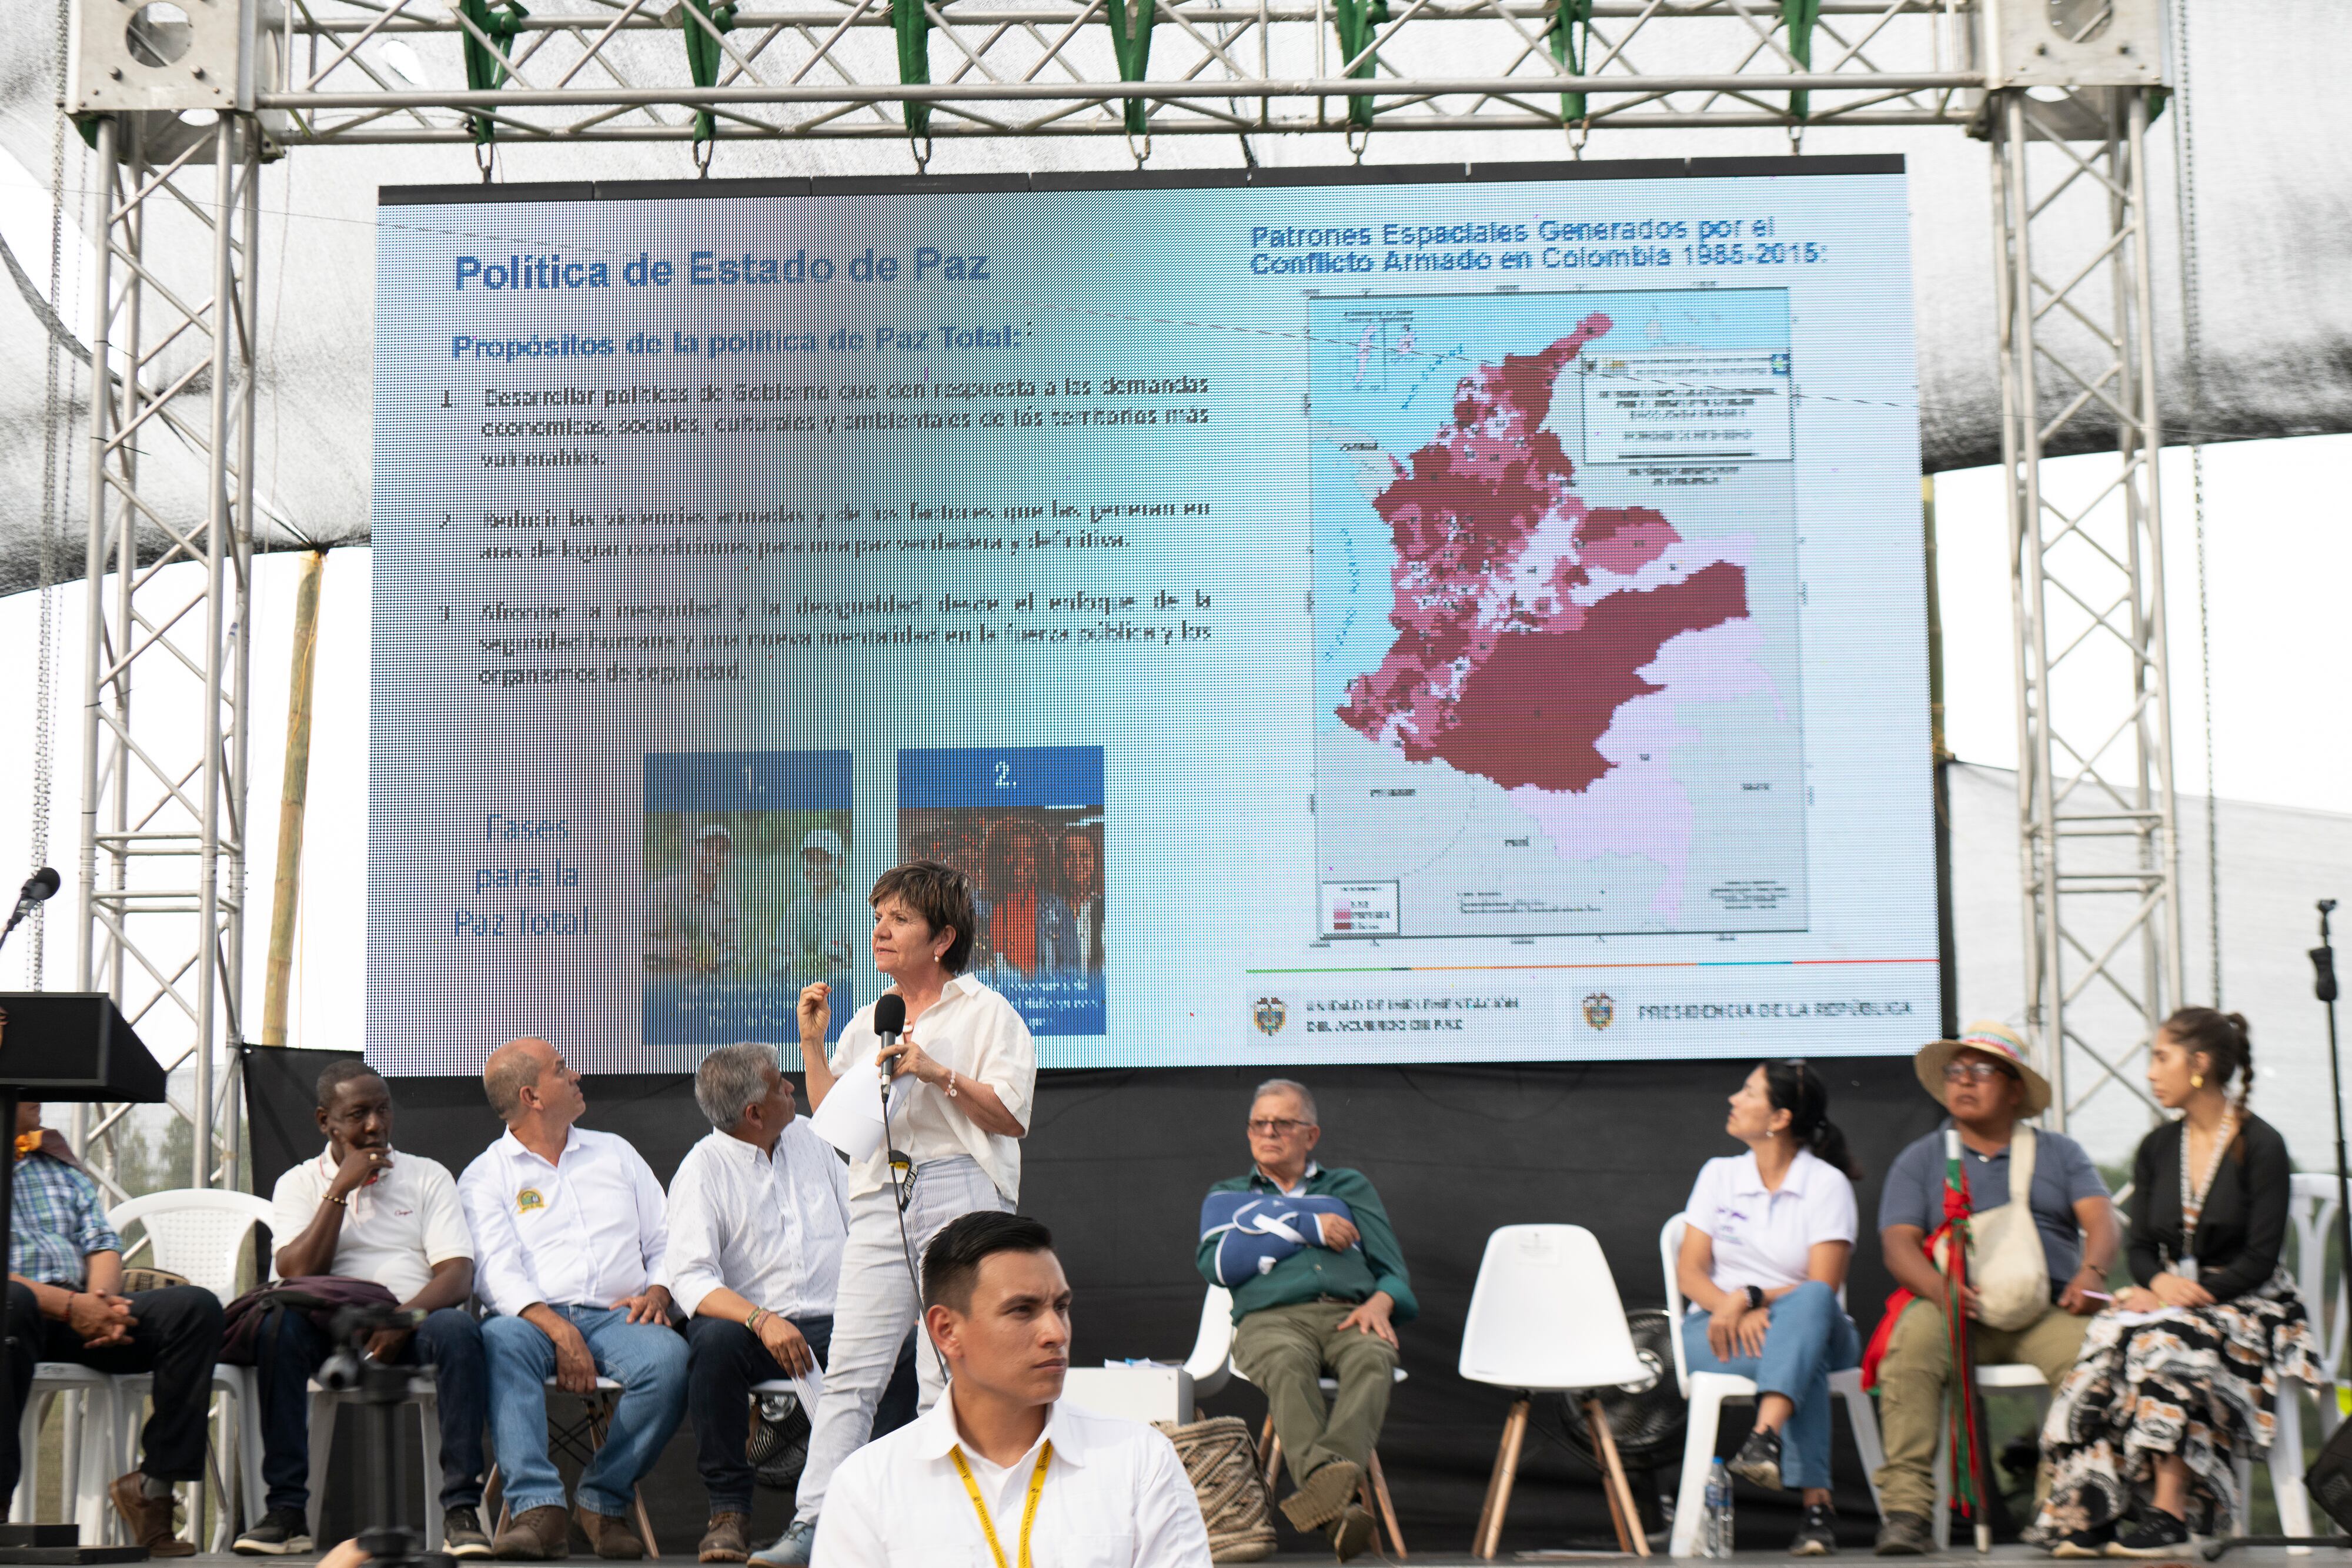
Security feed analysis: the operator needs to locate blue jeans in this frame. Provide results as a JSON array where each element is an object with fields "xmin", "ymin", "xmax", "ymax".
[
  {"xmin": 253, "ymin": 1303, "xmax": 489, "ymax": 1514},
  {"xmin": 1679, "ymin": 1280, "xmax": 1861, "ymax": 1492},
  {"xmin": 483, "ymin": 1308, "xmax": 689, "ymax": 1519}
]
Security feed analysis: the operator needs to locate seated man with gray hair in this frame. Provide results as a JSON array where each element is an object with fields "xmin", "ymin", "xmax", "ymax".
[
  {"xmin": 1197, "ymin": 1079, "xmax": 1415, "ymax": 1563},
  {"xmin": 662, "ymin": 1044, "xmax": 916, "ymax": 1564}
]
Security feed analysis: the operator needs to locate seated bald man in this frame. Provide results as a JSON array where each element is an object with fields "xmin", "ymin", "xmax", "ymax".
[{"xmin": 457, "ymin": 1038, "xmax": 686, "ymax": 1562}]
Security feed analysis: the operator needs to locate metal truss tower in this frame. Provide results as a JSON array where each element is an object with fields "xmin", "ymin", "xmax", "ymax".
[{"xmin": 52, "ymin": 0, "xmax": 2176, "ymax": 1182}]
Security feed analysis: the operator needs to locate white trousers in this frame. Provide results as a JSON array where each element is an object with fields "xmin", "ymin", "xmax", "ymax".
[{"xmin": 793, "ymin": 1154, "xmax": 1010, "ymax": 1524}]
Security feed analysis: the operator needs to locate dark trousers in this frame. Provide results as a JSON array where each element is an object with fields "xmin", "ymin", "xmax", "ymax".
[
  {"xmin": 682, "ymin": 1314, "xmax": 918, "ymax": 1515},
  {"xmin": 253, "ymin": 1303, "xmax": 489, "ymax": 1514},
  {"xmin": 1, "ymin": 1281, "xmax": 225, "ymax": 1498}
]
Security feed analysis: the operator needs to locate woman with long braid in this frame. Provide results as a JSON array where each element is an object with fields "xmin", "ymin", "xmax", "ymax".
[
  {"xmin": 2029, "ymin": 1008, "xmax": 2321, "ymax": 1557},
  {"xmin": 1675, "ymin": 1061, "xmax": 1866, "ymax": 1555}
]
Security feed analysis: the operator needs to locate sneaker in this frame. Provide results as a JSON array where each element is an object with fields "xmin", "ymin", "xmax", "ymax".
[
  {"xmin": 109, "ymin": 1473, "xmax": 196, "ymax": 1559},
  {"xmin": 1873, "ymin": 1512, "xmax": 1933, "ymax": 1556},
  {"xmin": 1327, "ymin": 1504, "xmax": 1378, "ymax": 1563},
  {"xmin": 2050, "ymin": 1522, "xmax": 2116, "ymax": 1559},
  {"xmin": 699, "ymin": 1512, "xmax": 751, "ymax": 1564},
  {"xmin": 1792, "ymin": 1502, "xmax": 1838, "ymax": 1556},
  {"xmin": 749, "ymin": 1520, "xmax": 817, "ymax": 1566},
  {"xmin": 2106, "ymin": 1512, "xmax": 2190, "ymax": 1557},
  {"xmin": 233, "ymin": 1507, "xmax": 315, "ymax": 1556},
  {"xmin": 1728, "ymin": 1426, "xmax": 1785, "ymax": 1491},
  {"xmin": 446, "ymin": 1505, "xmax": 495, "ymax": 1559}
]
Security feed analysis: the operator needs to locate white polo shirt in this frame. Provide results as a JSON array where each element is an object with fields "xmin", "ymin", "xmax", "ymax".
[
  {"xmin": 660, "ymin": 1119, "xmax": 849, "ymax": 1320},
  {"xmin": 1683, "ymin": 1149, "xmax": 1857, "ymax": 1296},
  {"xmin": 828, "ymin": 974, "xmax": 1035, "ymax": 1205},
  {"xmin": 813, "ymin": 1395, "xmax": 1212, "ymax": 1568},
  {"xmin": 269, "ymin": 1147, "xmax": 472, "ymax": 1303},
  {"xmin": 457, "ymin": 1125, "xmax": 669, "ymax": 1315}
]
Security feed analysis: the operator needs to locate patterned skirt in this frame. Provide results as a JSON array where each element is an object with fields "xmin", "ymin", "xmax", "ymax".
[{"xmin": 2024, "ymin": 1273, "xmax": 2321, "ymax": 1542}]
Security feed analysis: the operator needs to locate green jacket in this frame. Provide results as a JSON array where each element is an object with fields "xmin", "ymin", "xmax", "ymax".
[{"xmin": 1196, "ymin": 1162, "xmax": 1418, "ymax": 1324}]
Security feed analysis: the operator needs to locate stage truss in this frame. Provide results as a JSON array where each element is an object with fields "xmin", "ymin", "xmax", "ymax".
[{"xmin": 56, "ymin": 0, "xmax": 2176, "ymax": 1211}]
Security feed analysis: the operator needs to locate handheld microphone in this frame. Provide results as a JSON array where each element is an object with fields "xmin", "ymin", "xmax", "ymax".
[{"xmin": 873, "ymin": 992, "xmax": 907, "ymax": 1091}]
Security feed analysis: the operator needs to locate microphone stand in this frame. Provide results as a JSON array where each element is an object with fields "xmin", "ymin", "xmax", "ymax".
[
  {"xmin": 2204, "ymin": 898, "xmax": 2352, "ymax": 1559},
  {"xmin": 2317, "ymin": 901, "xmax": 2352, "ymax": 1372}
]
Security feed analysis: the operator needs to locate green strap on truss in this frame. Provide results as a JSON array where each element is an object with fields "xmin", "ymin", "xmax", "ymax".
[
  {"xmin": 1105, "ymin": 0, "xmax": 1155, "ymax": 137},
  {"xmin": 1331, "ymin": 0, "xmax": 1388, "ymax": 130},
  {"xmin": 1548, "ymin": 0, "xmax": 1593, "ymax": 125},
  {"xmin": 1782, "ymin": 0, "xmax": 1819, "ymax": 121},
  {"xmin": 893, "ymin": 0, "xmax": 933, "ymax": 138},
  {"xmin": 457, "ymin": 0, "xmax": 529, "ymax": 143},
  {"xmin": 680, "ymin": 0, "xmax": 740, "ymax": 143}
]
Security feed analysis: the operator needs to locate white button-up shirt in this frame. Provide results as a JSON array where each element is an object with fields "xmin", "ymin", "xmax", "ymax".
[
  {"xmin": 458, "ymin": 1126, "xmax": 669, "ymax": 1315},
  {"xmin": 1683, "ymin": 1148, "xmax": 1857, "ymax": 1295},
  {"xmin": 813, "ymin": 1395, "xmax": 1212, "ymax": 1568},
  {"xmin": 269, "ymin": 1147, "xmax": 472, "ymax": 1303},
  {"xmin": 659, "ymin": 1120, "xmax": 849, "ymax": 1320},
  {"xmin": 829, "ymin": 973, "xmax": 1035, "ymax": 1205}
]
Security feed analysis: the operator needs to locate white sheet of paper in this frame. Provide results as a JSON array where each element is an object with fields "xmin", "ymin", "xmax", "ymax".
[
  {"xmin": 808, "ymin": 1044, "xmax": 887, "ymax": 1161},
  {"xmin": 792, "ymin": 1361, "xmax": 825, "ymax": 1411}
]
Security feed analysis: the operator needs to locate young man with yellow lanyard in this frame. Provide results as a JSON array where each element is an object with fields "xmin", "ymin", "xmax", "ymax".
[{"xmin": 811, "ymin": 1212, "xmax": 1212, "ymax": 1567}]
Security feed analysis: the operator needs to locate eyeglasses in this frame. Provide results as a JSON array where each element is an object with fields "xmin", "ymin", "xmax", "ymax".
[
  {"xmin": 1943, "ymin": 1060, "xmax": 2020, "ymax": 1083},
  {"xmin": 1247, "ymin": 1118, "xmax": 1312, "ymax": 1136}
]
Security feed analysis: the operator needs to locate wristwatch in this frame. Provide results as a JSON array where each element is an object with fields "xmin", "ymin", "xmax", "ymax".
[{"xmin": 1745, "ymin": 1285, "xmax": 1765, "ymax": 1312}]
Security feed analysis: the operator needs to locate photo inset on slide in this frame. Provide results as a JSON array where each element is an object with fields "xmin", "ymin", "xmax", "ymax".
[
  {"xmin": 898, "ymin": 747, "xmax": 1105, "ymax": 1037},
  {"xmin": 643, "ymin": 750, "xmax": 854, "ymax": 1051}
]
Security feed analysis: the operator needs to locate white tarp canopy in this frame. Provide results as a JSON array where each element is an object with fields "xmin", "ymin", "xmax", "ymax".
[{"xmin": 1, "ymin": 0, "xmax": 2348, "ymax": 596}]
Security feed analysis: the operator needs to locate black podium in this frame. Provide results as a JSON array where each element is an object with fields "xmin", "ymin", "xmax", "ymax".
[{"xmin": 0, "ymin": 995, "xmax": 169, "ymax": 1563}]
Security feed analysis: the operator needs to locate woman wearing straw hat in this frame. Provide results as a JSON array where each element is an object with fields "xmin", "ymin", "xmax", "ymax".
[{"xmin": 1862, "ymin": 1022, "xmax": 2117, "ymax": 1557}]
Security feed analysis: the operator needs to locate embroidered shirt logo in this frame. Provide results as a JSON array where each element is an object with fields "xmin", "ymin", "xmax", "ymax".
[{"xmin": 516, "ymin": 1186, "xmax": 546, "ymax": 1214}]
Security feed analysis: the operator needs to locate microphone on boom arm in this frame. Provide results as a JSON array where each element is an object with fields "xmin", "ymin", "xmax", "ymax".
[{"xmin": 1, "ymin": 867, "xmax": 61, "ymax": 952}]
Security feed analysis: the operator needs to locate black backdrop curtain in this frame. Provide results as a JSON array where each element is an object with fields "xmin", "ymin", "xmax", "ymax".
[{"xmin": 243, "ymin": 1047, "xmax": 1944, "ymax": 1554}]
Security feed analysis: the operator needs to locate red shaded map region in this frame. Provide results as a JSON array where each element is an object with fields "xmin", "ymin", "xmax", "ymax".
[{"xmin": 1335, "ymin": 313, "xmax": 1753, "ymax": 795}]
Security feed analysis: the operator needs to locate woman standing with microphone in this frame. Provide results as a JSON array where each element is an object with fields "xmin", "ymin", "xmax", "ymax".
[{"xmin": 752, "ymin": 860, "xmax": 1037, "ymax": 1567}]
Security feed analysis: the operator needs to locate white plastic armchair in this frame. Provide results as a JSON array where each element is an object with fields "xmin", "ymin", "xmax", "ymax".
[
  {"xmin": 1181, "ymin": 1285, "xmax": 1236, "ymax": 1398},
  {"xmin": 106, "ymin": 1188, "xmax": 273, "ymax": 1548},
  {"xmin": 108, "ymin": 1188, "xmax": 277, "ymax": 1301}
]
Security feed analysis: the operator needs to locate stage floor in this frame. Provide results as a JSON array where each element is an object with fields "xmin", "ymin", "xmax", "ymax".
[{"xmin": 172, "ymin": 1550, "xmax": 2351, "ymax": 1566}]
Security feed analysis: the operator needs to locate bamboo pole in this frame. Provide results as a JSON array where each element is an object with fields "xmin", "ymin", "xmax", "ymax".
[{"xmin": 260, "ymin": 549, "xmax": 327, "ymax": 1047}]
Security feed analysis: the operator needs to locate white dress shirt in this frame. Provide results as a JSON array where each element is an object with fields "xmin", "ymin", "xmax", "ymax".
[
  {"xmin": 458, "ymin": 1126, "xmax": 669, "ymax": 1315},
  {"xmin": 829, "ymin": 973, "xmax": 1035, "ymax": 1205},
  {"xmin": 659, "ymin": 1119, "xmax": 850, "ymax": 1320},
  {"xmin": 1683, "ymin": 1148, "xmax": 1857, "ymax": 1295},
  {"xmin": 813, "ymin": 1395, "xmax": 1213, "ymax": 1568},
  {"xmin": 269, "ymin": 1147, "xmax": 472, "ymax": 1303}
]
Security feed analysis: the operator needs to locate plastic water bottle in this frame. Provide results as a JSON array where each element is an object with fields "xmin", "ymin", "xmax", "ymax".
[{"xmin": 1703, "ymin": 1460, "xmax": 1735, "ymax": 1557}]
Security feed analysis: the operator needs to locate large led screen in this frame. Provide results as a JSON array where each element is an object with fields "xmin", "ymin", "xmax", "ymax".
[{"xmin": 369, "ymin": 158, "xmax": 1937, "ymax": 1074}]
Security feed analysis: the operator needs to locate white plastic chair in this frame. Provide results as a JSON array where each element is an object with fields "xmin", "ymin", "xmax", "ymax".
[
  {"xmin": 1461, "ymin": 1225, "xmax": 1653, "ymax": 1560},
  {"xmin": 1184, "ymin": 1284, "xmax": 1407, "ymax": 1557},
  {"xmin": 2288, "ymin": 1172, "xmax": 2347, "ymax": 1426},
  {"xmin": 1929, "ymin": 1361, "xmax": 2047, "ymax": 1552},
  {"xmin": 107, "ymin": 1189, "xmax": 272, "ymax": 1549},
  {"xmin": 9, "ymin": 1364, "xmax": 123, "ymax": 1540},
  {"xmin": 1659, "ymin": 1214, "xmax": 1887, "ymax": 1558}
]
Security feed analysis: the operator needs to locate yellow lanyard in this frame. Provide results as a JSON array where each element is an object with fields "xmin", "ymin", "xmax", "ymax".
[{"xmin": 947, "ymin": 1441, "xmax": 1052, "ymax": 1568}]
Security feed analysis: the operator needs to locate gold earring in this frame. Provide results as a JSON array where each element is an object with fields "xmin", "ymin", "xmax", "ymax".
[{"xmin": 2191, "ymin": 1073, "xmax": 2204, "ymax": 1089}]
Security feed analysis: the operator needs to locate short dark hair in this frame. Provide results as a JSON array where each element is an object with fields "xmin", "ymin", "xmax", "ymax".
[
  {"xmin": 869, "ymin": 859, "xmax": 976, "ymax": 974},
  {"xmin": 315, "ymin": 1058, "xmax": 383, "ymax": 1111},
  {"xmin": 922, "ymin": 1211, "xmax": 1055, "ymax": 1312}
]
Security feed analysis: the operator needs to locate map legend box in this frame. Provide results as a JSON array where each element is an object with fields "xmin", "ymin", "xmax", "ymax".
[{"xmin": 1322, "ymin": 881, "xmax": 1400, "ymax": 937}]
